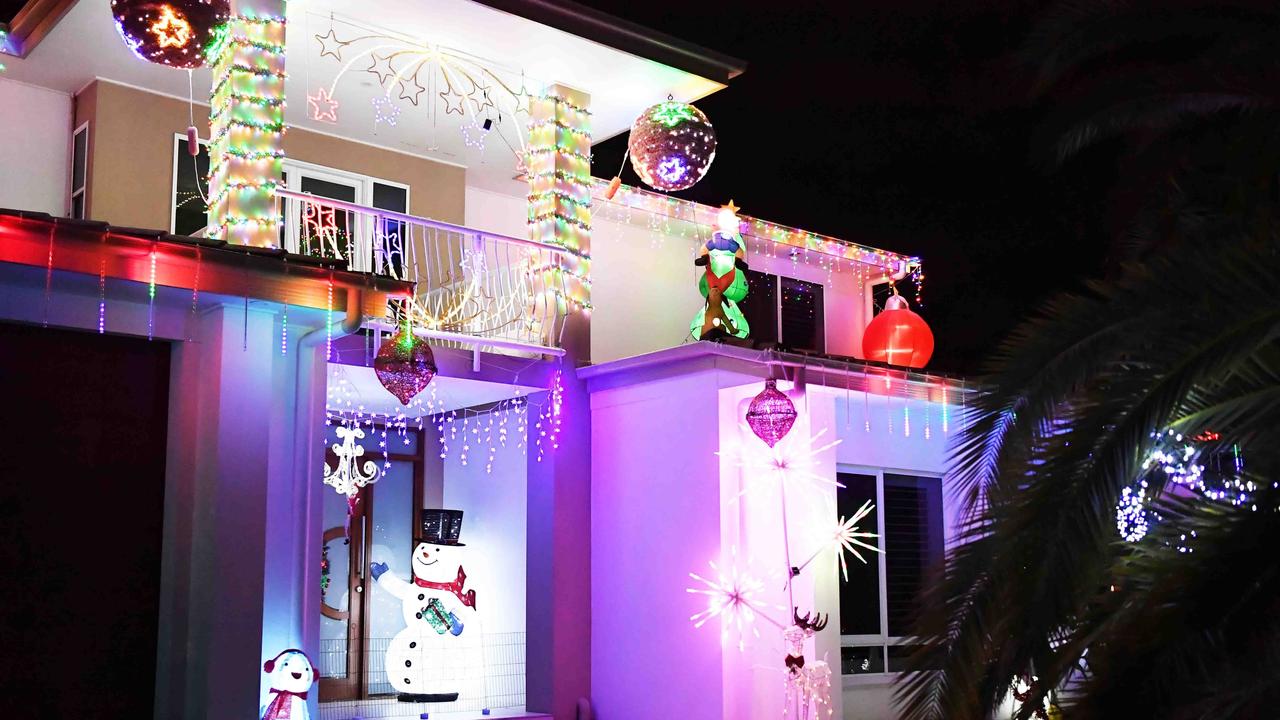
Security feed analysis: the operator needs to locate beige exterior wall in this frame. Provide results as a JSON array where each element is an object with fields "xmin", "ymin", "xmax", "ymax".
[{"xmin": 72, "ymin": 79, "xmax": 466, "ymax": 231}]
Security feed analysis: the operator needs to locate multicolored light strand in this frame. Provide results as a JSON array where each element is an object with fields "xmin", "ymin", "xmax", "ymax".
[{"xmin": 207, "ymin": 13, "xmax": 286, "ymax": 246}]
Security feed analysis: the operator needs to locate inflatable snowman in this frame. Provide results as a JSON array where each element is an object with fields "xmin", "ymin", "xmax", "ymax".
[
  {"xmin": 370, "ymin": 508, "xmax": 483, "ymax": 703},
  {"xmin": 260, "ymin": 648, "xmax": 316, "ymax": 720}
]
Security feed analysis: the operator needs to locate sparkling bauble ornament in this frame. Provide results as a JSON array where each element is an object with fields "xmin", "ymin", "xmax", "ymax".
[
  {"xmin": 374, "ymin": 329, "xmax": 438, "ymax": 404},
  {"xmin": 628, "ymin": 100, "xmax": 716, "ymax": 192},
  {"xmin": 112, "ymin": 0, "xmax": 230, "ymax": 69},
  {"xmin": 861, "ymin": 294, "xmax": 934, "ymax": 369},
  {"xmin": 745, "ymin": 379, "xmax": 798, "ymax": 447}
]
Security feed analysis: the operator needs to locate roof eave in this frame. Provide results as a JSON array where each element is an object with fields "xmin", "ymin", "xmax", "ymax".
[{"xmin": 469, "ymin": 0, "xmax": 746, "ymax": 85}]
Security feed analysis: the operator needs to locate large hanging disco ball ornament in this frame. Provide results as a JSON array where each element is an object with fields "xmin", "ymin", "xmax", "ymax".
[
  {"xmin": 112, "ymin": 0, "xmax": 231, "ymax": 69},
  {"xmin": 628, "ymin": 99, "xmax": 717, "ymax": 192}
]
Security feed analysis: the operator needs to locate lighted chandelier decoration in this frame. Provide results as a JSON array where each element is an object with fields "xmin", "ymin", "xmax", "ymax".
[
  {"xmin": 627, "ymin": 98, "xmax": 716, "ymax": 192},
  {"xmin": 112, "ymin": 0, "xmax": 230, "ymax": 68},
  {"xmin": 323, "ymin": 424, "xmax": 379, "ymax": 497}
]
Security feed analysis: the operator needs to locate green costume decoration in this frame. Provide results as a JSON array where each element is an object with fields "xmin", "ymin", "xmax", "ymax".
[{"xmin": 691, "ymin": 203, "xmax": 751, "ymax": 341}]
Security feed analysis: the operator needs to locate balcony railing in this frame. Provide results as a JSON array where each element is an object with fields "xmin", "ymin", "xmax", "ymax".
[{"xmin": 278, "ymin": 188, "xmax": 568, "ymax": 355}]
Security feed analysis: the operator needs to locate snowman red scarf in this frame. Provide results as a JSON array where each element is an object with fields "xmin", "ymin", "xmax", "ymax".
[
  {"xmin": 261, "ymin": 687, "xmax": 307, "ymax": 720},
  {"xmin": 414, "ymin": 565, "xmax": 477, "ymax": 610}
]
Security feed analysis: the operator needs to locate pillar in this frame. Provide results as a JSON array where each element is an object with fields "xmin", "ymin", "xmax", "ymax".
[
  {"xmin": 526, "ymin": 366, "xmax": 592, "ymax": 719},
  {"xmin": 526, "ymin": 85, "xmax": 592, "ymax": 359},
  {"xmin": 207, "ymin": 2, "xmax": 286, "ymax": 246},
  {"xmin": 155, "ymin": 302, "xmax": 329, "ymax": 720}
]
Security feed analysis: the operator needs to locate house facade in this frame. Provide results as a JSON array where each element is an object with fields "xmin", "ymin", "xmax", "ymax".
[{"xmin": 0, "ymin": 2, "xmax": 967, "ymax": 720}]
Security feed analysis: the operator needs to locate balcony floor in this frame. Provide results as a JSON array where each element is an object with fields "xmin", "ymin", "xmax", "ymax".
[{"xmin": 319, "ymin": 698, "xmax": 546, "ymax": 720}]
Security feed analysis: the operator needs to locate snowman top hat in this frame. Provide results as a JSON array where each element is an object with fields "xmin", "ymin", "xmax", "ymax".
[{"xmin": 419, "ymin": 508, "xmax": 466, "ymax": 546}]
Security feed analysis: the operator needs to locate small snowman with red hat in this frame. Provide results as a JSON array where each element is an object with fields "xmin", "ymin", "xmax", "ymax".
[
  {"xmin": 371, "ymin": 508, "xmax": 482, "ymax": 703},
  {"xmin": 260, "ymin": 648, "xmax": 316, "ymax": 720}
]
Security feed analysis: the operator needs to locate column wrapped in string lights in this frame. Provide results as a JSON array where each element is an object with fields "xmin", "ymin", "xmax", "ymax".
[
  {"xmin": 526, "ymin": 85, "xmax": 592, "ymax": 350},
  {"xmin": 207, "ymin": 12, "xmax": 286, "ymax": 246}
]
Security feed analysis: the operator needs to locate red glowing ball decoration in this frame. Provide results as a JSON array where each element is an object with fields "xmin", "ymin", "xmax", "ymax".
[
  {"xmin": 745, "ymin": 379, "xmax": 798, "ymax": 448},
  {"xmin": 112, "ymin": 0, "xmax": 230, "ymax": 69},
  {"xmin": 861, "ymin": 295, "xmax": 934, "ymax": 369},
  {"xmin": 374, "ymin": 329, "xmax": 438, "ymax": 405}
]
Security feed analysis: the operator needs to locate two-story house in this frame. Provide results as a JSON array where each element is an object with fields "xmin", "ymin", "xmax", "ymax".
[{"xmin": 0, "ymin": 2, "xmax": 967, "ymax": 719}]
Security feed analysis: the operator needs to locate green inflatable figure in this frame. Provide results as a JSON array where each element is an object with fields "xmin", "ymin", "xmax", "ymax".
[{"xmin": 691, "ymin": 201, "xmax": 751, "ymax": 341}]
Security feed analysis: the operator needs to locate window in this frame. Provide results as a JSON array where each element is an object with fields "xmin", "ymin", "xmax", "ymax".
[
  {"xmin": 172, "ymin": 135, "xmax": 210, "ymax": 236},
  {"xmin": 837, "ymin": 469, "xmax": 944, "ymax": 676},
  {"xmin": 70, "ymin": 123, "xmax": 88, "ymax": 219},
  {"xmin": 168, "ymin": 139, "xmax": 410, "ymax": 246},
  {"xmin": 738, "ymin": 269, "xmax": 825, "ymax": 352}
]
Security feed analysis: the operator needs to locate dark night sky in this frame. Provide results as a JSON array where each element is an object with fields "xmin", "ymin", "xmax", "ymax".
[{"xmin": 588, "ymin": 0, "xmax": 1117, "ymax": 375}]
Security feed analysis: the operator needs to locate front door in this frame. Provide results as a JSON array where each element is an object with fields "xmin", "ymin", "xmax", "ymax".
[{"xmin": 319, "ymin": 426, "xmax": 423, "ymax": 701}]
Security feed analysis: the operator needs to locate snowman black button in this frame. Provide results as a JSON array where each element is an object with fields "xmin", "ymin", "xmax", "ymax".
[
  {"xmin": 405, "ymin": 660, "xmax": 412, "ymax": 667},
  {"xmin": 418, "ymin": 593, "xmax": 425, "ymax": 600},
  {"xmin": 410, "ymin": 642, "xmax": 417, "ymax": 648}
]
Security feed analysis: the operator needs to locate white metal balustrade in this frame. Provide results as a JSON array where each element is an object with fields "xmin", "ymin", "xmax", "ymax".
[{"xmin": 278, "ymin": 188, "xmax": 569, "ymax": 356}]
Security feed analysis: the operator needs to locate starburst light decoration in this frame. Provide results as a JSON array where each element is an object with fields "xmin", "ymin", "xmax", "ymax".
[
  {"xmin": 687, "ymin": 551, "xmax": 783, "ymax": 652},
  {"xmin": 833, "ymin": 500, "xmax": 882, "ymax": 580},
  {"xmin": 721, "ymin": 426, "xmax": 844, "ymax": 502}
]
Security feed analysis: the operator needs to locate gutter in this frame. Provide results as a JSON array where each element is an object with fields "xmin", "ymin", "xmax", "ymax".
[{"xmin": 470, "ymin": 0, "xmax": 747, "ymax": 85}]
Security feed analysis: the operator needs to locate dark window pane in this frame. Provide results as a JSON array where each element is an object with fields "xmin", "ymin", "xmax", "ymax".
[
  {"xmin": 72, "ymin": 127, "xmax": 87, "ymax": 191},
  {"xmin": 841, "ymin": 645, "xmax": 884, "ymax": 675},
  {"xmin": 884, "ymin": 474, "xmax": 944, "ymax": 636},
  {"xmin": 872, "ymin": 281, "xmax": 895, "ymax": 315},
  {"xmin": 372, "ymin": 183, "xmax": 409, "ymax": 277},
  {"xmin": 887, "ymin": 644, "xmax": 924, "ymax": 672},
  {"xmin": 173, "ymin": 138, "xmax": 210, "ymax": 236},
  {"xmin": 837, "ymin": 472, "xmax": 880, "ymax": 635},
  {"xmin": 738, "ymin": 269, "xmax": 777, "ymax": 344},
  {"xmin": 71, "ymin": 193, "xmax": 84, "ymax": 220},
  {"xmin": 780, "ymin": 277, "xmax": 824, "ymax": 352},
  {"xmin": 372, "ymin": 182, "xmax": 407, "ymax": 213},
  {"xmin": 298, "ymin": 177, "xmax": 357, "ymax": 260}
]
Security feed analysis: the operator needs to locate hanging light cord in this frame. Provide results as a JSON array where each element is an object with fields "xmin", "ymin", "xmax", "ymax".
[{"xmin": 188, "ymin": 69, "xmax": 209, "ymax": 205}]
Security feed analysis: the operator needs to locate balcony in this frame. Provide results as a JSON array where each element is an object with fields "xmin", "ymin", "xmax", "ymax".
[{"xmin": 278, "ymin": 188, "xmax": 569, "ymax": 356}]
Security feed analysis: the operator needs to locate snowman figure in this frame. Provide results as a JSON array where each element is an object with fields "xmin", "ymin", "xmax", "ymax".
[
  {"xmin": 370, "ymin": 508, "xmax": 482, "ymax": 703},
  {"xmin": 260, "ymin": 648, "xmax": 316, "ymax": 720}
]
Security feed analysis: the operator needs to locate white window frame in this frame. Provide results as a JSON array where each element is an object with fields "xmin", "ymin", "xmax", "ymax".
[
  {"xmin": 280, "ymin": 157, "xmax": 410, "ymax": 263},
  {"xmin": 837, "ymin": 463, "xmax": 945, "ymax": 681},
  {"xmin": 167, "ymin": 136, "xmax": 412, "ymax": 248},
  {"xmin": 69, "ymin": 122, "xmax": 89, "ymax": 219}
]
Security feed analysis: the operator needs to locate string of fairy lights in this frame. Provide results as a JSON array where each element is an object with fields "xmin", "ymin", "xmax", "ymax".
[
  {"xmin": 325, "ymin": 364, "xmax": 565, "ymax": 480},
  {"xmin": 592, "ymin": 180, "xmax": 924, "ymax": 299},
  {"xmin": 525, "ymin": 93, "xmax": 594, "ymax": 316},
  {"xmin": 207, "ymin": 13, "xmax": 287, "ymax": 246}
]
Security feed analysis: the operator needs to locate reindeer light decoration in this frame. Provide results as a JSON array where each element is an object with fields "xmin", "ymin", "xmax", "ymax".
[{"xmin": 784, "ymin": 609, "xmax": 834, "ymax": 720}]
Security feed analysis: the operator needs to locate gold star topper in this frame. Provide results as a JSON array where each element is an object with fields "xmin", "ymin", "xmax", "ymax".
[{"xmin": 722, "ymin": 200, "xmax": 740, "ymax": 215}]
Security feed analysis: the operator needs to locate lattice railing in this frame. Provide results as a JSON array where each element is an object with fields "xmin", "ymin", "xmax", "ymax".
[{"xmin": 279, "ymin": 189, "xmax": 568, "ymax": 353}]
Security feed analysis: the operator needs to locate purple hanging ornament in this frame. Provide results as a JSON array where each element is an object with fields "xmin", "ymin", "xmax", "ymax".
[
  {"xmin": 746, "ymin": 379, "xmax": 797, "ymax": 447},
  {"xmin": 374, "ymin": 328, "xmax": 437, "ymax": 404}
]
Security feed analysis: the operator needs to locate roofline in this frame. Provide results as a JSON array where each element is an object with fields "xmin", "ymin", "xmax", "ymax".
[{"xmin": 469, "ymin": 0, "xmax": 746, "ymax": 85}]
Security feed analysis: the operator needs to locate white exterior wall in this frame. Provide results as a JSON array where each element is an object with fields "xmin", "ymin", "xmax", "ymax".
[
  {"xmin": 584, "ymin": 345, "xmax": 962, "ymax": 720},
  {"xmin": 463, "ymin": 184, "xmax": 876, "ymax": 365},
  {"xmin": 0, "ymin": 78, "xmax": 71, "ymax": 216},
  {"xmin": 442, "ymin": 431, "xmax": 529, "ymax": 635}
]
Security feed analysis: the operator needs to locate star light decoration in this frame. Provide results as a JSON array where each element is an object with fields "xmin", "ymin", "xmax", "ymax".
[
  {"xmin": 150, "ymin": 5, "xmax": 192, "ymax": 48},
  {"xmin": 314, "ymin": 26, "xmax": 349, "ymax": 60},
  {"xmin": 308, "ymin": 87, "xmax": 340, "ymax": 122},
  {"xmin": 372, "ymin": 96, "xmax": 400, "ymax": 127},
  {"xmin": 687, "ymin": 550, "xmax": 784, "ymax": 652},
  {"xmin": 399, "ymin": 77, "xmax": 426, "ymax": 106},
  {"xmin": 367, "ymin": 53, "xmax": 396, "ymax": 85}
]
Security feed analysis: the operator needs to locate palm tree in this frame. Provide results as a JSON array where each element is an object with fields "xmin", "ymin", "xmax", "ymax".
[{"xmin": 895, "ymin": 2, "xmax": 1280, "ymax": 717}]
